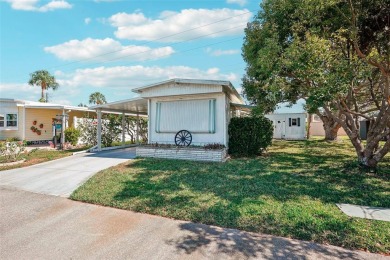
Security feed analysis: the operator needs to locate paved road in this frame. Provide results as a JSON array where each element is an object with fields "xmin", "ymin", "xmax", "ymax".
[
  {"xmin": 0, "ymin": 148, "xmax": 135, "ymax": 197},
  {"xmin": 0, "ymin": 187, "xmax": 386, "ymax": 260}
]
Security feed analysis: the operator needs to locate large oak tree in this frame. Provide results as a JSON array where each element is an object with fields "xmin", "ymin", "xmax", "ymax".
[{"xmin": 242, "ymin": 0, "xmax": 389, "ymax": 168}]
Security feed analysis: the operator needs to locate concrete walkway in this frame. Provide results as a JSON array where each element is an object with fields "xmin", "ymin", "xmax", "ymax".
[
  {"xmin": 0, "ymin": 187, "xmax": 386, "ymax": 260},
  {"xmin": 0, "ymin": 148, "xmax": 135, "ymax": 197},
  {"xmin": 337, "ymin": 204, "xmax": 390, "ymax": 222}
]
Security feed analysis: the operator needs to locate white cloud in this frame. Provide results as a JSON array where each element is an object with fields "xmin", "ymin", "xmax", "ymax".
[
  {"xmin": 56, "ymin": 65, "xmax": 238, "ymax": 88},
  {"xmin": 0, "ymin": 82, "xmax": 77, "ymax": 105},
  {"xmin": 84, "ymin": 17, "xmax": 91, "ymax": 25},
  {"xmin": 5, "ymin": 0, "xmax": 72, "ymax": 12},
  {"xmin": 206, "ymin": 47, "xmax": 240, "ymax": 56},
  {"xmin": 109, "ymin": 8, "xmax": 252, "ymax": 42},
  {"xmin": 2, "ymin": 65, "xmax": 239, "ymax": 105},
  {"xmin": 109, "ymin": 12, "xmax": 148, "ymax": 26},
  {"xmin": 1, "ymin": 83, "xmax": 40, "ymax": 100},
  {"xmin": 226, "ymin": 0, "xmax": 247, "ymax": 6},
  {"xmin": 44, "ymin": 38, "xmax": 175, "ymax": 62}
]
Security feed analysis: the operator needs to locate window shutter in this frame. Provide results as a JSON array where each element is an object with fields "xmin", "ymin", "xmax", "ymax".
[
  {"xmin": 298, "ymin": 118, "xmax": 301, "ymax": 127},
  {"xmin": 289, "ymin": 118, "xmax": 291, "ymax": 127}
]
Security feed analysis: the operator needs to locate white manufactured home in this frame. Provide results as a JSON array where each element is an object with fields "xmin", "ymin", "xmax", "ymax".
[
  {"xmin": 91, "ymin": 78, "xmax": 247, "ymax": 150},
  {"xmin": 265, "ymin": 113, "xmax": 307, "ymax": 140}
]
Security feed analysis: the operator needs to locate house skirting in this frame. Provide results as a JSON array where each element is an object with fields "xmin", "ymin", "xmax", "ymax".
[{"xmin": 136, "ymin": 146, "xmax": 227, "ymax": 162}]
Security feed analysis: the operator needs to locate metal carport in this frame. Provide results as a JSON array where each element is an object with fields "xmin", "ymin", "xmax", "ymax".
[{"xmin": 89, "ymin": 97, "xmax": 148, "ymax": 151}]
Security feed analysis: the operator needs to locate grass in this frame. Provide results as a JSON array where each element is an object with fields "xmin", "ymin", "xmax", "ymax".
[
  {"xmin": 0, "ymin": 147, "xmax": 88, "ymax": 171},
  {"xmin": 70, "ymin": 138, "xmax": 390, "ymax": 253}
]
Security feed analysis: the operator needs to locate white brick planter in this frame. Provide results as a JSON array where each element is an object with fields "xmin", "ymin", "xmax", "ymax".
[{"xmin": 136, "ymin": 146, "xmax": 227, "ymax": 162}]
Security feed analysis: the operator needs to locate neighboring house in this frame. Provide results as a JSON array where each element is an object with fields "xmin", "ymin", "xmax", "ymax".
[
  {"xmin": 91, "ymin": 78, "xmax": 247, "ymax": 149},
  {"xmin": 265, "ymin": 113, "xmax": 307, "ymax": 140},
  {"xmin": 310, "ymin": 114, "xmax": 347, "ymax": 136},
  {"xmin": 0, "ymin": 99, "xmax": 94, "ymax": 143}
]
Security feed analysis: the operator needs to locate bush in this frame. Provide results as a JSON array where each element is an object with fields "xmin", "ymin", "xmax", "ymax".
[
  {"xmin": 228, "ymin": 116, "xmax": 273, "ymax": 156},
  {"xmin": 6, "ymin": 137, "xmax": 20, "ymax": 142},
  {"xmin": 78, "ymin": 115, "xmax": 121, "ymax": 147},
  {"xmin": 0, "ymin": 140, "xmax": 26, "ymax": 162},
  {"xmin": 64, "ymin": 127, "xmax": 81, "ymax": 146}
]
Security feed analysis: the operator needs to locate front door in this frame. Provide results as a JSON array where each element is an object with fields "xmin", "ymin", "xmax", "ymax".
[{"xmin": 274, "ymin": 120, "xmax": 285, "ymax": 139}]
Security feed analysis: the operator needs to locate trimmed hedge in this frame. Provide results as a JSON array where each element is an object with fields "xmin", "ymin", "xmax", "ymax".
[{"xmin": 228, "ymin": 116, "xmax": 273, "ymax": 156}]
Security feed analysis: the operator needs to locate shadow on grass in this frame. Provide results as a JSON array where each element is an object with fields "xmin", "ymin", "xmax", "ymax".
[
  {"xmin": 165, "ymin": 222, "xmax": 365, "ymax": 259},
  {"xmin": 80, "ymin": 140, "xmax": 389, "ymax": 252}
]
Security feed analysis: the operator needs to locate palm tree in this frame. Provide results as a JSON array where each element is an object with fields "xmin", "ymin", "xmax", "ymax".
[
  {"xmin": 28, "ymin": 70, "xmax": 59, "ymax": 102},
  {"xmin": 89, "ymin": 92, "xmax": 107, "ymax": 105}
]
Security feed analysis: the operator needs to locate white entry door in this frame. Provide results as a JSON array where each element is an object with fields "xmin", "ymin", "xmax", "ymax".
[{"xmin": 274, "ymin": 120, "xmax": 285, "ymax": 139}]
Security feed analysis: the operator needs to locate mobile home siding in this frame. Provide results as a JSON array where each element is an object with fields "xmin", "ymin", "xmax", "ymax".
[
  {"xmin": 139, "ymin": 83, "xmax": 223, "ymax": 98},
  {"xmin": 148, "ymin": 93, "xmax": 227, "ymax": 146},
  {"xmin": 24, "ymin": 109, "xmax": 94, "ymax": 141},
  {"xmin": 0, "ymin": 105, "xmax": 24, "ymax": 140},
  {"xmin": 25, "ymin": 108, "xmax": 61, "ymax": 141}
]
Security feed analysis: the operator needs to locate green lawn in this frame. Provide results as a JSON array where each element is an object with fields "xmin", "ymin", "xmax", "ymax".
[{"xmin": 71, "ymin": 139, "xmax": 390, "ymax": 253}]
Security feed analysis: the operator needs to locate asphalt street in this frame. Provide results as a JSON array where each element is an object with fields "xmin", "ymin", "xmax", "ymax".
[{"xmin": 0, "ymin": 187, "xmax": 386, "ymax": 260}]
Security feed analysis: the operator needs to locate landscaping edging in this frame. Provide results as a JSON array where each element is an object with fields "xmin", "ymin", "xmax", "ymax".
[
  {"xmin": 136, "ymin": 146, "xmax": 228, "ymax": 162},
  {"xmin": 0, "ymin": 159, "xmax": 26, "ymax": 167}
]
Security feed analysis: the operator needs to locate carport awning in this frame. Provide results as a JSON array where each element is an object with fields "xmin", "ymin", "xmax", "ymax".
[{"xmin": 89, "ymin": 97, "xmax": 148, "ymax": 115}]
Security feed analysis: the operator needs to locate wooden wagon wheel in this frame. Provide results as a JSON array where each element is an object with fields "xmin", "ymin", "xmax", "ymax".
[{"xmin": 175, "ymin": 130, "xmax": 192, "ymax": 146}]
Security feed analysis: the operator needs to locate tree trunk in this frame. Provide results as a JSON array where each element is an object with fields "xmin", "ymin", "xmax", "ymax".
[
  {"xmin": 318, "ymin": 113, "xmax": 341, "ymax": 141},
  {"xmin": 337, "ymin": 115, "xmax": 390, "ymax": 171},
  {"xmin": 307, "ymin": 113, "xmax": 312, "ymax": 139}
]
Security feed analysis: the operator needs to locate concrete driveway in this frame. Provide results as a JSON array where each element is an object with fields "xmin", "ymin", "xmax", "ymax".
[
  {"xmin": 0, "ymin": 187, "xmax": 385, "ymax": 260},
  {"xmin": 0, "ymin": 148, "xmax": 135, "ymax": 197}
]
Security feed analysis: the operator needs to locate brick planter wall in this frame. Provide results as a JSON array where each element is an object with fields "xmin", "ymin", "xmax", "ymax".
[{"xmin": 136, "ymin": 146, "xmax": 227, "ymax": 162}]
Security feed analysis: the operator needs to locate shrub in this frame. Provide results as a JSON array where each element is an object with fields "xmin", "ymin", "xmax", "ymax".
[
  {"xmin": 6, "ymin": 137, "xmax": 20, "ymax": 142},
  {"xmin": 0, "ymin": 140, "xmax": 26, "ymax": 162},
  {"xmin": 77, "ymin": 115, "xmax": 121, "ymax": 147},
  {"xmin": 204, "ymin": 143, "xmax": 226, "ymax": 150},
  {"xmin": 228, "ymin": 116, "xmax": 273, "ymax": 156},
  {"xmin": 64, "ymin": 127, "xmax": 81, "ymax": 146}
]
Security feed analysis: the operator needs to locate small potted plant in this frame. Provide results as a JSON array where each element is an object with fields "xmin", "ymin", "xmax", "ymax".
[
  {"xmin": 30, "ymin": 126, "xmax": 35, "ymax": 131},
  {"xmin": 36, "ymin": 130, "xmax": 41, "ymax": 135},
  {"xmin": 39, "ymin": 123, "xmax": 44, "ymax": 128},
  {"xmin": 33, "ymin": 120, "xmax": 37, "ymax": 125}
]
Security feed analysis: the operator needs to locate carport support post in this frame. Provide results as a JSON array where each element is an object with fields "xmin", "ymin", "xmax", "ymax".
[
  {"xmin": 97, "ymin": 109, "xmax": 102, "ymax": 151},
  {"xmin": 136, "ymin": 113, "xmax": 140, "ymax": 145},
  {"xmin": 122, "ymin": 112, "xmax": 125, "ymax": 145},
  {"xmin": 61, "ymin": 109, "xmax": 66, "ymax": 149}
]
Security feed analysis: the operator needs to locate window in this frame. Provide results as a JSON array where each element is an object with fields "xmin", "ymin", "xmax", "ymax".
[
  {"xmin": 0, "ymin": 113, "xmax": 17, "ymax": 128},
  {"xmin": 289, "ymin": 117, "xmax": 300, "ymax": 127},
  {"xmin": 6, "ymin": 114, "xmax": 17, "ymax": 127}
]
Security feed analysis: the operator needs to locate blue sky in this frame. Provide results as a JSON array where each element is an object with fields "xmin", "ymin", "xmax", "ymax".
[
  {"xmin": 0, "ymin": 0, "xmax": 256, "ymax": 104},
  {"xmin": 0, "ymin": 0, "xmax": 305, "ymax": 112}
]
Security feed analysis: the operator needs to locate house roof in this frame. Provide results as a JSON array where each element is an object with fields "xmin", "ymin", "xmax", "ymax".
[
  {"xmin": 0, "ymin": 98, "xmax": 94, "ymax": 112},
  {"xmin": 132, "ymin": 78, "xmax": 244, "ymax": 103}
]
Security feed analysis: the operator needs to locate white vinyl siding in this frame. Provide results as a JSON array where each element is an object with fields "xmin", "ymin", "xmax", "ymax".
[
  {"xmin": 139, "ymin": 83, "xmax": 223, "ymax": 98},
  {"xmin": 265, "ymin": 113, "xmax": 306, "ymax": 140},
  {"xmin": 0, "ymin": 103, "xmax": 23, "ymax": 140},
  {"xmin": 0, "ymin": 102, "xmax": 19, "ymax": 130}
]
